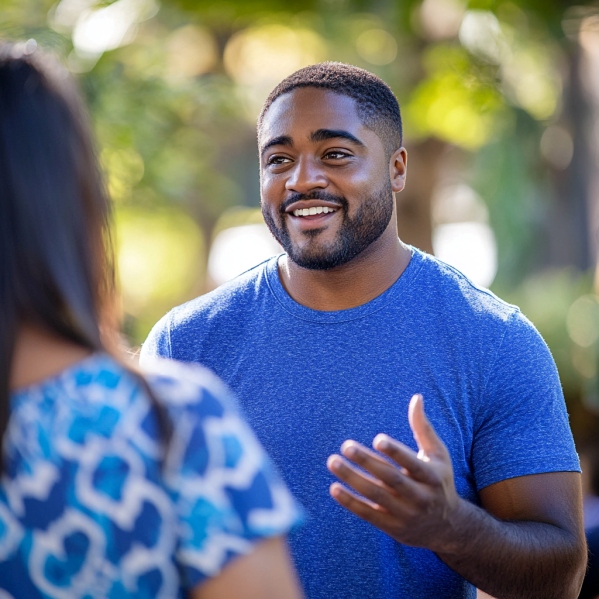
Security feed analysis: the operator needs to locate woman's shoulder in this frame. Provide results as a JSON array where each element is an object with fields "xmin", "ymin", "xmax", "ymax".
[{"xmin": 140, "ymin": 356, "xmax": 234, "ymax": 409}]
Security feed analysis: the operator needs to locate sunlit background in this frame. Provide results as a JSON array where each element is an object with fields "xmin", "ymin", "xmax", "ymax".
[{"xmin": 4, "ymin": 0, "xmax": 599, "ymax": 441}]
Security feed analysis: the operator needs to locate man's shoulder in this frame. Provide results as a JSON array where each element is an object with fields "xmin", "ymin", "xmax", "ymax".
[
  {"xmin": 140, "ymin": 258, "xmax": 275, "ymax": 362},
  {"xmin": 415, "ymin": 250, "xmax": 520, "ymax": 325},
  {"xmin": 409, "ymin": 250, "xmax": 538, "ymax": 351},
  {"xmin": 170, "ymin": 257, "xmax": 274, "ymax": 328}
]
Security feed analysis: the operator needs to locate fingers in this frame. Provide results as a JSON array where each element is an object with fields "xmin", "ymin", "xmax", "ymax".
[
  {"xmin": 327, "ymin": 450, "xmax": 418, "ymax": 510},
  {"xmin": 341, "ymin": 438, "xmax": 437, "ymax": 489},
  {"xmin": 328, "ymin": 394, "xmax": 451, "ymax": 509},
  {"xmin": 329, "ymin": 481, "xmax": 391, "ymax": 529},
  {"xmin": 407, "ymin": 394, "xmax": 447, "ymax": 459},
  {"xmin": 372, "ymin": 434, "xmax": 440, "ymax": 486},
  {"xmin": 327, "ymin": 451, "xmax": 383, "ymax": 491},
  {"xmin": 327, "ymin": 395, "xmax": 459, "ymax": 549}
]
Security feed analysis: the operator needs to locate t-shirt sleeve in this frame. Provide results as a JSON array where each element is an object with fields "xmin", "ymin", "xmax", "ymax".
[
  {"xmin": 139, "ymin": 313, "xmax": 173, "ymax": 365},
  {"xmin": 148, "ymin": 362, "xmax": 303, "ymax": 590},
  {"xmin": 472, "ymin": 310, "xmax": 580, "ymax": 491}
]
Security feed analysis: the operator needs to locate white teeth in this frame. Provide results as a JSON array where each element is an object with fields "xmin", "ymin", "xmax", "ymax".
[{"xmin": 292, "ymin": 206, "xmax": 335, "ymax": 217}]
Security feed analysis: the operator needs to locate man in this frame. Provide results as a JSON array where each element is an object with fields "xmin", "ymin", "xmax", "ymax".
[{"xmin": 141, "ymin": 63, "xmax": 586, "ymax": 598}]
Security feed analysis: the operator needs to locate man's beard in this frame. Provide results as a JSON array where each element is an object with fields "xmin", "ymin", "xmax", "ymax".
[{"xmin": 262, "ymin": 182, "xmax": 394, "ymax": 270}]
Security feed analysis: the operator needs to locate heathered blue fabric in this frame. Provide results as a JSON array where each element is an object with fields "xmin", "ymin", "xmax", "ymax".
[{"xmin": 141, "ymin": 248, "xmax": 580, "ymax": 599}]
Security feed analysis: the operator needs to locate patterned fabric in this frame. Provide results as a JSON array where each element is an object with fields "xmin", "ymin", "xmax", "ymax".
[{"xmin": 0, "ymin": 354, "xmax": 301, "ymax": 598}]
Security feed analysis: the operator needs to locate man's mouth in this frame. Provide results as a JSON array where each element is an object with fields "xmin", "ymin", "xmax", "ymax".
[{"xmin": 292, "ymin": 206, "xmax": 337, "ymax": 217}]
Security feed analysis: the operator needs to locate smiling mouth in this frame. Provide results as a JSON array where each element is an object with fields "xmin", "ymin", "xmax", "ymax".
[{"xmin": 292, "ymin": 206, "xmax": 337, "ymax": 217}]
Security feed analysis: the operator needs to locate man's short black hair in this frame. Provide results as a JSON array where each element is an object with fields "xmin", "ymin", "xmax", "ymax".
[{"xmin": 258, "ymin": 62, "xmax": 403, "ymax": 156}]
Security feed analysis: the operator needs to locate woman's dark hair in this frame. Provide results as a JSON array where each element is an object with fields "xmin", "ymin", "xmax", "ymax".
[{"xmin": 0, "ymin": 43, "xmax": 169, "ymax": 462}]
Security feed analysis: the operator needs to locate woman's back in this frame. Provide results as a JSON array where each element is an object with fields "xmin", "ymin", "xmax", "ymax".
[
  {"xmin": 1, "ymin": 348, "xmax": 301, "ymax": 598},
  {"xmin": 0, "ymin": 44, "xmax": 303, "ymax": 599}
]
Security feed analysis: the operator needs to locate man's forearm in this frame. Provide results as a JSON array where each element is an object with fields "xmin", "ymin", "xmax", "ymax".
[
  {"xmin": 436, "ymin": 498, "xmax": 586, "ymax": 599},
  {"xmin": 327, "ymin": 402, "xmax": 586, "ymax": 598}
]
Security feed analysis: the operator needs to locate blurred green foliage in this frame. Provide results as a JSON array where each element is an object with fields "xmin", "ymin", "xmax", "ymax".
[
  {"xmin": 405, "ymin": 44, "xmax": 506, "ymax": 148},
  {"xmin": 3, "ymin": 0, "xmax": 599, "ymax": 436}
]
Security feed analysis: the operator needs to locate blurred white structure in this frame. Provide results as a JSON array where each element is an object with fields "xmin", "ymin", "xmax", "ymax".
[
  {"xmin": 208, "ymin": 224, "xmax": 282, "ymax": 286},
  {"xmin": 433, "ymin": 222, "xmax": 498, "ymax": 288},
  {"xmin": 50, "ymin": 0, "xmax": 158, "ymax": 70},
  {"xmin": 431, "ymin": 183, "xmax": 498, "ymax": 288},
  {"xmin": 209, "ymin": 197, "xmax": 498, "ymax": 290}
]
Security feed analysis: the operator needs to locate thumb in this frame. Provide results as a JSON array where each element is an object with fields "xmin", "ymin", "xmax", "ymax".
[{"xmin": 408, "ymin": 394, "xmax": 444, "ymax": 458}]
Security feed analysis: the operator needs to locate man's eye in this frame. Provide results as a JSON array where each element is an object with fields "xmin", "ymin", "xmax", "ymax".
[
  {"xmin": 267, "ymin": 155, "xmax": 291, "ymax": 165},
  {"xmin": 324, "ymin": 151, "xmax": 351, "ymax": 160}
]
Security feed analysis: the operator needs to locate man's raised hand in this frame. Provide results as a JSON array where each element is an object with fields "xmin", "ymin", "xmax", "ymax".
[{"xmin": 327, "ymin": 394, "xmax": 465, "ymax": 552}]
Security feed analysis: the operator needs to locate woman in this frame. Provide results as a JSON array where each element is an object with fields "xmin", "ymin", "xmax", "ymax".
[{"xmin": 0, "ymin": 43, "xmax": 303, "ymax": 599}]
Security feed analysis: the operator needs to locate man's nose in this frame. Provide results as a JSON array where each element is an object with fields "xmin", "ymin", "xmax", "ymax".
[{"xmin": 285, "ymin": 157, "xmax": 327, "ymax": 194}]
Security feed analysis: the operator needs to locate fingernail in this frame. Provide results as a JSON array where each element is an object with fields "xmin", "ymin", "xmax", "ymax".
[
  {"xmin": 377, "ymin": 438, "xmax": 389, "ymax": 450},
  {"xmin": 328, "ymin": 456, "xmax": 342, "ymax": 469},
  {"xmin": 374, "ymin": 433, "xmax": 389, "ymax": 450},
  {"xmin": 346, "ymin": 447, "xmax": 357, "ymax": 458}
]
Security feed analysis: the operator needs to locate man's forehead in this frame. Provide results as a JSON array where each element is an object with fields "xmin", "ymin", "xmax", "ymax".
[{"xmin": 259, "ymin": 87, "xmax": 362, "ymax": 142}]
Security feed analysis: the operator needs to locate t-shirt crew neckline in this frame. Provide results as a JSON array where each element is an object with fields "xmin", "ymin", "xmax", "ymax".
[{"xmin": 264, "ymin": 245, "xmax": 424, "ymax": 324}]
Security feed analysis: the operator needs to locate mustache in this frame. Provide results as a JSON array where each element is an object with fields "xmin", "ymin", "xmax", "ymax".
[{"xmin": 280, "ymin": 191, "xmax": 348, "ymax": 213}]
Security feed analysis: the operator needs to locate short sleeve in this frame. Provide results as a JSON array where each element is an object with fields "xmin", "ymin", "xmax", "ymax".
[
  {"xmin": 145, "ymin": 360, "xmax": 303, "ymax": 589},
  {"xmin": 139, "ymin": 313, "xmax": 172, "ymax": 364},
  {"xmin": 472, "ymin": 311, "xmax": 580, "ymax": 491}
]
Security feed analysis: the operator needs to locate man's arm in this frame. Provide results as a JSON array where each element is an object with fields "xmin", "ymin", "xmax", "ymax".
[{"xmin": 327, "ymin": 394, "xmax": 587, "ymax": 599}]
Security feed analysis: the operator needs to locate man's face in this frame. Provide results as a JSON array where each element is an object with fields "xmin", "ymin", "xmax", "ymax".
[{"xmin": 259, "ymin": 87, "xmax": 397, "ymax": 270}]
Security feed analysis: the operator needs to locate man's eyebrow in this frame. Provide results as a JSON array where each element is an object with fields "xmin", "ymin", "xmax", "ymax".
[
  {"xmin": 260, "ymin": 135, "xmax": 293, "ymax": 156},
  {"xmin": 310, "ymin": 129, "xmax": 366, "ymax": 147}
]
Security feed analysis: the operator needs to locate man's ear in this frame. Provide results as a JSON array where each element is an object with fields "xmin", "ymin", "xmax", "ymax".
[{"xmin": 389, "ymin": 147, "xmax": 407, "ymax": 193}]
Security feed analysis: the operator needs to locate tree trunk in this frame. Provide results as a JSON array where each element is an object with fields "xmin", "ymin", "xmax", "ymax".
[{"xmin": 396, "ymin": 138, "xmax": 445, "ymax": 255}]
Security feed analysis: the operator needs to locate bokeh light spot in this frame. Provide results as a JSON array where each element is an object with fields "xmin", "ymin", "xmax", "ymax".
[
  {"xmin": 356, "ymin": 29, "xmax": 398, "ymax": 65},
  {"xmin": 540, "ymin": 125, "xmax": 574, "ymax": 170},
  {"xmin": 224, "ymin": 24, "xmax": 327, "ymax": 87},
  {"xmin": 432, "ymin": 222, "xmax": 498, "ymax": 288},
  {"xmin": 115, "ymin": 206, "xmax": 204, "ymax": 313},
  {"xmin": 208, "ymin": 224, "xmax": 281, "ymax": 287},
  {"xmin": 165, "ymin": 25, "xmax": 218, "ymax": 81},
  {"xmin": 567, "ymin": 295, "xmax": 599, "ymax": 348}
]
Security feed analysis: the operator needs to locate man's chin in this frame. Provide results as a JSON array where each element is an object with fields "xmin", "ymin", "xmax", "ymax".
[{"xmin": 286, "ymin": 246, "xmax": 351, "ymax": 270}]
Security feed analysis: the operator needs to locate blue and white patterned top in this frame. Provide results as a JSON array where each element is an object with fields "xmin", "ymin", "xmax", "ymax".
[{"xmin": 0, "ymin": 353, "xmax": 302, "ymax": 598}]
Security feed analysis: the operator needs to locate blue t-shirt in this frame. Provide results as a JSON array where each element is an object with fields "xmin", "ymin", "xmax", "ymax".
[
  {"xmin": 141, "ymin": 248, "xmax": 580, "ymax": 599},
  {"xmin": 0, "ymin": 353, "xmax": 301, "ymax": 598}
]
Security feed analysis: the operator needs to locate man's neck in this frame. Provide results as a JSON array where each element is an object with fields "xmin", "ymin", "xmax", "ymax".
[{"xmin": 278, "ymin": 231, "xmax": 412, "ymax": 311}]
